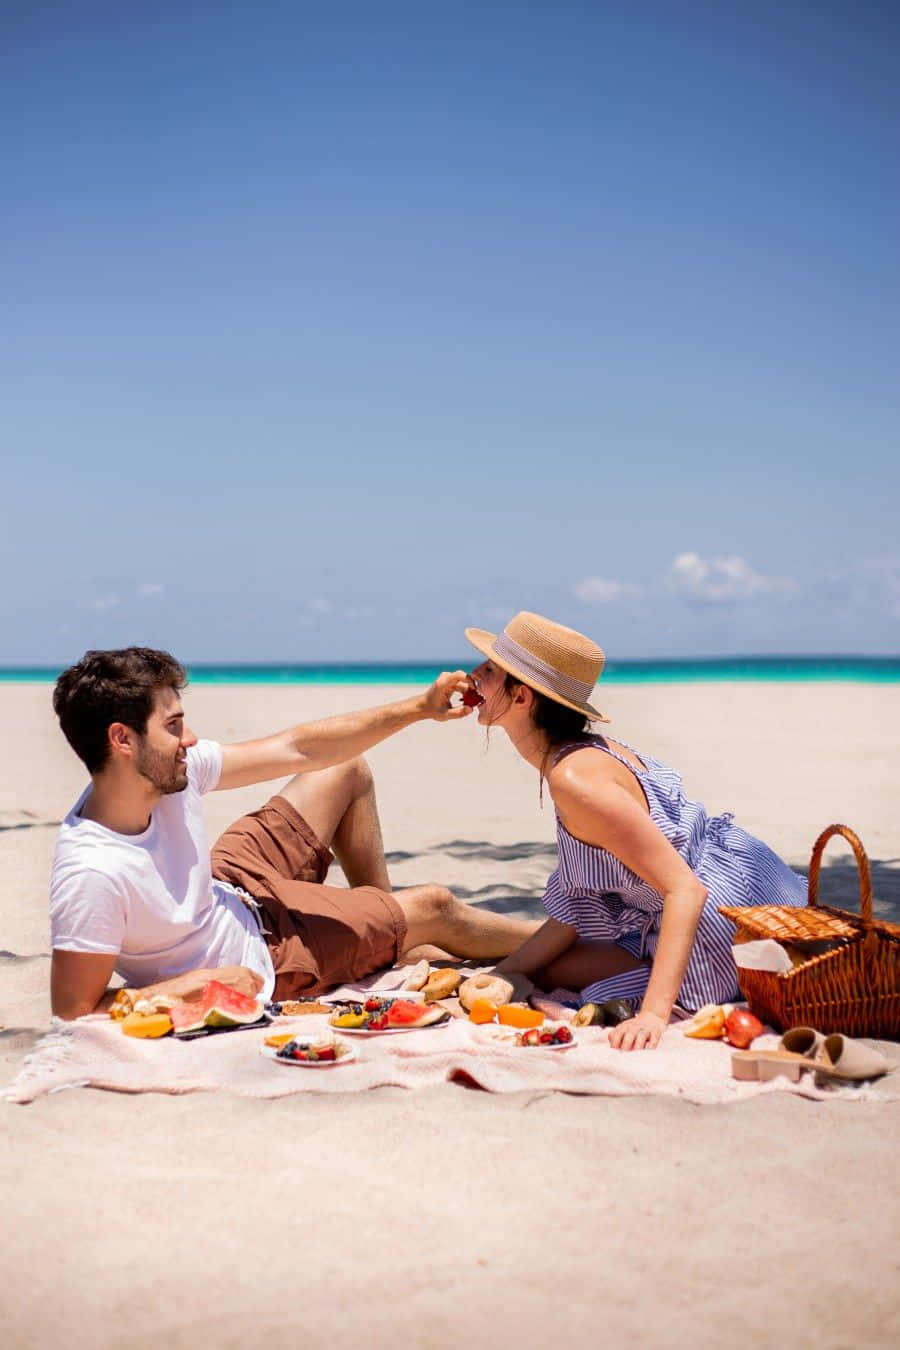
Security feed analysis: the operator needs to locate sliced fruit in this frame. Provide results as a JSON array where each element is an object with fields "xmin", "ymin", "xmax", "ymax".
[
  {"xmin": 497, "ymin": 1005, "xmax": 544, "ymax": 1029},
  {"xmin": 468, "ymin": 998, "xmax": 499, "ymax": 1024},
  {"xmin": 264, "ymin": 1032, "xmax": 296, "ymax": 1049},
  {"xmin": 330, "ymin": 1010, "xmax": 368, "ymax": 1029},
  {"xmin": 169, "ymin": 980, "xmax": 264, "ymax": 1034},
  {"xmin": 682, "ymin": 1004, "xmax": 727, "ymax": 1039},
  {"xmin": 121, "ymin": 1011, "xmax": 173, "ymax": 1039},
  {"xmin": 386, "ymin": 999, "xmax": 428, "ymax": 1025}
]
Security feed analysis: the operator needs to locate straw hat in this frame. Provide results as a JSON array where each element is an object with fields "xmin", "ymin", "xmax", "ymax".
[{"xmin": 465, "ymin": 611, "xmax": 610, "ymax": 722}]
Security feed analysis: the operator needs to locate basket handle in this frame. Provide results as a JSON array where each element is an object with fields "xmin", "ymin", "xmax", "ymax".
[{"xmin": 807, "ymin": 823, "xmax": 873, "ymax": 929}]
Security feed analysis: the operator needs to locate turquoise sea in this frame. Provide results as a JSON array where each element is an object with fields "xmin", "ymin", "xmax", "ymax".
[{"xmin": 2, "ymin": 657, "xmax": 899, "ymax": 684}]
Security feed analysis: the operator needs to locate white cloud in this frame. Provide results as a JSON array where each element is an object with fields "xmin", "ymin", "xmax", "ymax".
[
  {"xmin": 573, "ymin": 576, "xmax": 642, "ymax": 605},
  {"xmin": 309, "ymin": 597, "xmax": 333, "ymax": 614},
  {"xmin": 91, "ymin": 593, "xmax": 120, "ymax": 611},
  {"xmin": 662, "ymin": 552, "xmax": 798, "ymax": 605},
  {"xmin": 136, "ymin": 582, "xmax": 165, "ymax": 598}
]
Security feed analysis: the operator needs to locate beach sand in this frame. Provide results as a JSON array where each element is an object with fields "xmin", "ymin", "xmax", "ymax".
[{"xmin": 2, "ymin": 681, "xmax": 898, "ymax": 1348}]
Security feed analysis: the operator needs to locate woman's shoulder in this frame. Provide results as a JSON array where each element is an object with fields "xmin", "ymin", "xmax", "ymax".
[
  {"xmin": 548, "ymin": 737, "xmax": 653, "ymax": 821},
  {"xmin": 547, "ymin": 740, "xmax": 632, "ymax": 799}
]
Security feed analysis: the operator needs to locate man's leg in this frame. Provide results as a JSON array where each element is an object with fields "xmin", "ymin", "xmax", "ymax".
[
  {"xmin": 277, "ymin": 757, "xmax": 390, "ymax": 890},
  {"xmin": 394, "ymin": 884, "xmax": 541, "ymax": 961},
  {"xmin": 274, "ymin": 758, "xmax": 540, "ymax": 963}
]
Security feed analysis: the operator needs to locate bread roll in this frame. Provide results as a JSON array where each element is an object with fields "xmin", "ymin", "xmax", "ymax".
[
  {"xmin": 422, "ymin": 969, "xmax": 462, "ymax": 1003},
  {"xmin": 402, "ymin": 959, "xmax": 430, "ymax": 992}
]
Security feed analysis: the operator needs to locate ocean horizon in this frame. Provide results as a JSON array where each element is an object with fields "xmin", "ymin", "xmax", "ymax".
[{"xmin": 2, "ymin": 656, "xmax": 899, "ymax": 685}]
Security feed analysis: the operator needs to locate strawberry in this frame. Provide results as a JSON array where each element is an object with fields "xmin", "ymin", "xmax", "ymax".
[
  {"xmin": 461, "ymin": 686, "xmax": 484, "ymax": 708},
  {"xmin": 554, "ymin": 1025, "xmax": 573, "ymax": 1044}
]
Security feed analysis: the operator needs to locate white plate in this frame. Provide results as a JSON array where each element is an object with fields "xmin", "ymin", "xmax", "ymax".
[
  {"xmin": 475, "ymin": 1023, "xmax": 578, "ymax": 1050},
  {"xmin": 325, "ymin": 989, "xmax": 425, "ymax": 1005},
  {"xmin": 260, "ymin": 1040, "xmax": 356, "ymax": 1067},
  {"xmin": 331, "ymin": 1015, "xmax": 450, "ymax": 1036}
]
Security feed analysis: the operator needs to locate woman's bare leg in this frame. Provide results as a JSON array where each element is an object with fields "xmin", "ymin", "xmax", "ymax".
[{"xmin": 534, "ymin": 941, "xmax": 648, "ymax": 992}]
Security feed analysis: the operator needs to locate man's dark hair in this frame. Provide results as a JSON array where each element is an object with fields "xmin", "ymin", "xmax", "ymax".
[{"xmin": 53, "ymin": 648, "xmax": 187, "ymax": 773}]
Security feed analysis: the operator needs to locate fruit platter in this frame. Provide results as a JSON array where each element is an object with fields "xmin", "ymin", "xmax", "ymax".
[
  {"xmin": 261, "ymin": 1032, "xmax": 355, "ymax": 1067},
  {"xmin": 329, "ymin": 996, "xmax": 450, "ymax": 1034}
]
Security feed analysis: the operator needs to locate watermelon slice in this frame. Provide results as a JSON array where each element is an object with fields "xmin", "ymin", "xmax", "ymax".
[
  {"xmin": 170, "ymin": 980, "xmax": 264, "ymax": 1035},
  {"xmin": 386, "ymin": 998, "xmax": 429, "ymax": 1026},
  {"xmin": 386, "ymin": 1000, "xmax": 449, "ymax": 1029}
]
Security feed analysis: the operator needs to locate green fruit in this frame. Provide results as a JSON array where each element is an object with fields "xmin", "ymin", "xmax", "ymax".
[
  {"xmin": 600, "ymin": 999, "xmax": 634, "ymax": 1026},
  {"xmin": 572, "ymin": 1002, "xmax": 604, "ymax": 1027}
]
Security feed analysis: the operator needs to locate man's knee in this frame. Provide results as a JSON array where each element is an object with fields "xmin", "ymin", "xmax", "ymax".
[
  {"xmin": 341, "ymin": 754, "xmax": 374, "ymax": 798},
  {"xmin": 407, "ymin": 883, "xmax": 457, "ymax": 924}
]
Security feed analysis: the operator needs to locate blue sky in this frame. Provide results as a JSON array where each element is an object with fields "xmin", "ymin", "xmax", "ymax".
[{"xmin": 2, "ymin": 1, "xmax": 898, "ymax": 663}]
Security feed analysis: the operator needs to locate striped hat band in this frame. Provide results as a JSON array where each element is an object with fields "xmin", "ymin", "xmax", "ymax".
[{"xmin": 492, "ymin": 631, "xmax": 596, "ymax": 705}]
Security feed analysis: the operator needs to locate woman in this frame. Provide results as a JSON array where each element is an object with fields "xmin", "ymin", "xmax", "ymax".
[{"xmin": 463, "ymin": 611, "xmax": 806, "ymax": 1052}]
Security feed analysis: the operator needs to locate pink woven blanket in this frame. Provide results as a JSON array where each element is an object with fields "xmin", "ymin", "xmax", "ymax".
[{"xmin": 7, "ymin": 1012, "xmax": 897, "ymax": 1105}]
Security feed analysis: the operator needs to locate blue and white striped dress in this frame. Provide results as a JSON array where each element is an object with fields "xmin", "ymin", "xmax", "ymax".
[{"xmin": 543, "ymin": 737, "xmax": 807, "ymax": 1013}]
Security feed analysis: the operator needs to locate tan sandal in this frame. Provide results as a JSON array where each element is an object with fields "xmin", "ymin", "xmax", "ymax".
[
  {"xmin": 779, "ymin": 1026, "xmax": 825, "ymax": 1058},
  {"xmin": 731, "ymin": 1048, "xmax": 820, "ymax": 1083},
  {"xmin": 733, "ymin": 1035, "xmax": 895, "ymax": 1084},
  {"xmin": 814, "ymin": 1035, "xmax": 894, "ymax": 1082}
]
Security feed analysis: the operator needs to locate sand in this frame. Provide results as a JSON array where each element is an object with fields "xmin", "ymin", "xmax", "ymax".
[{"xmin": 2, "ymin": 680, "xmax": 898, "ymax": 1349}]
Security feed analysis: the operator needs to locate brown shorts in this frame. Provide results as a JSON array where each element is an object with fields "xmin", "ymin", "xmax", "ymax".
[{"xmin": 210, "ymin": 794, "xmax": 407, "ymax": 999}]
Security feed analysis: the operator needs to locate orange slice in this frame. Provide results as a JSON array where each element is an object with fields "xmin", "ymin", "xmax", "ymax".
[
  {"xmin": 497, "ymin": 1005, "xmax": 544, "ymax": 1029},
  {"xmin": 468, "ymin": 998, "xmax": 499, "ymax": 1024},
  {"xmin": 264, "ymin": 1032, "xmax": 296, "ymax": 1049}
]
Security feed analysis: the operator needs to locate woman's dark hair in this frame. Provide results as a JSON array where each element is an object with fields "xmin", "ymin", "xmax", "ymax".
[
  {"xmin": 53, "ymin": 647, "xmax": 187, "ymax": 773},
  {"xmin": 503, "ymin": 673, "xmax": 591, "ymax": 746}
]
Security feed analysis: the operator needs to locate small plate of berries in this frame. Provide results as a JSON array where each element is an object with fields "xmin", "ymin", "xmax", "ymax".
[
  {"xmin": 477, "ymin": 1022, "xmax": 577, "ymax": 1050},
  {"xmin": 261, "ymin": 1034, "xmax": 356, "ymax": 1067}
]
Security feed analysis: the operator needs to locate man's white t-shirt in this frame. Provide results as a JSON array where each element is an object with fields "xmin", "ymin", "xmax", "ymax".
[{"xmin": 50, "ymin": 739, "xmax": 275, "ymax": 999}]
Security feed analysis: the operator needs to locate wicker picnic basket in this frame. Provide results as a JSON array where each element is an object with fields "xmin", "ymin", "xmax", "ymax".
[{"xmin": 719, "ymin": 824, "xmax": 900, "ymax": 1038}]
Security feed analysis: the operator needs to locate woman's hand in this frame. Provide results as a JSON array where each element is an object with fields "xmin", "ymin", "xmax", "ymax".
[{"xmin": 608, "ymin": 1009, "xmax": 667, "ymax": 1051}]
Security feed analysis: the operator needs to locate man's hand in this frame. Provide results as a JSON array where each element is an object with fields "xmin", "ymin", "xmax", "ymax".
[
  {"xmin": 218, "ymin": 675, "xmax": 475, "ymax": 790},
  {"xmin": 420, "ymin": 671, "xmax": 477, "ymax": 722}
]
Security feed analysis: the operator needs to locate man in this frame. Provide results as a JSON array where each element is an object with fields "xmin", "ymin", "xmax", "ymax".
[{"xmin": 50, "ymin": 647, "xmax": 539, "ymax": 1019}]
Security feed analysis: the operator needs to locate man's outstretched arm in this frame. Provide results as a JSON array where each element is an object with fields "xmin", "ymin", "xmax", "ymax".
[{"xmin": 216, "ymin": 670, "xmax": 473, "ymax": 791}]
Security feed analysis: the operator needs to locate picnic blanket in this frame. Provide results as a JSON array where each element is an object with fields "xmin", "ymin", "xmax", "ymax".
[{"xmin": 7, "ymin": 1010, "xmax": 898, "ymax": 1106}]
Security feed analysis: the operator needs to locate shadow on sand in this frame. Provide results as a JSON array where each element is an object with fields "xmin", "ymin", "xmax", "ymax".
[{"xmin": 389, "ymin": 841, "xmax": 900, "ymax": 926}]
